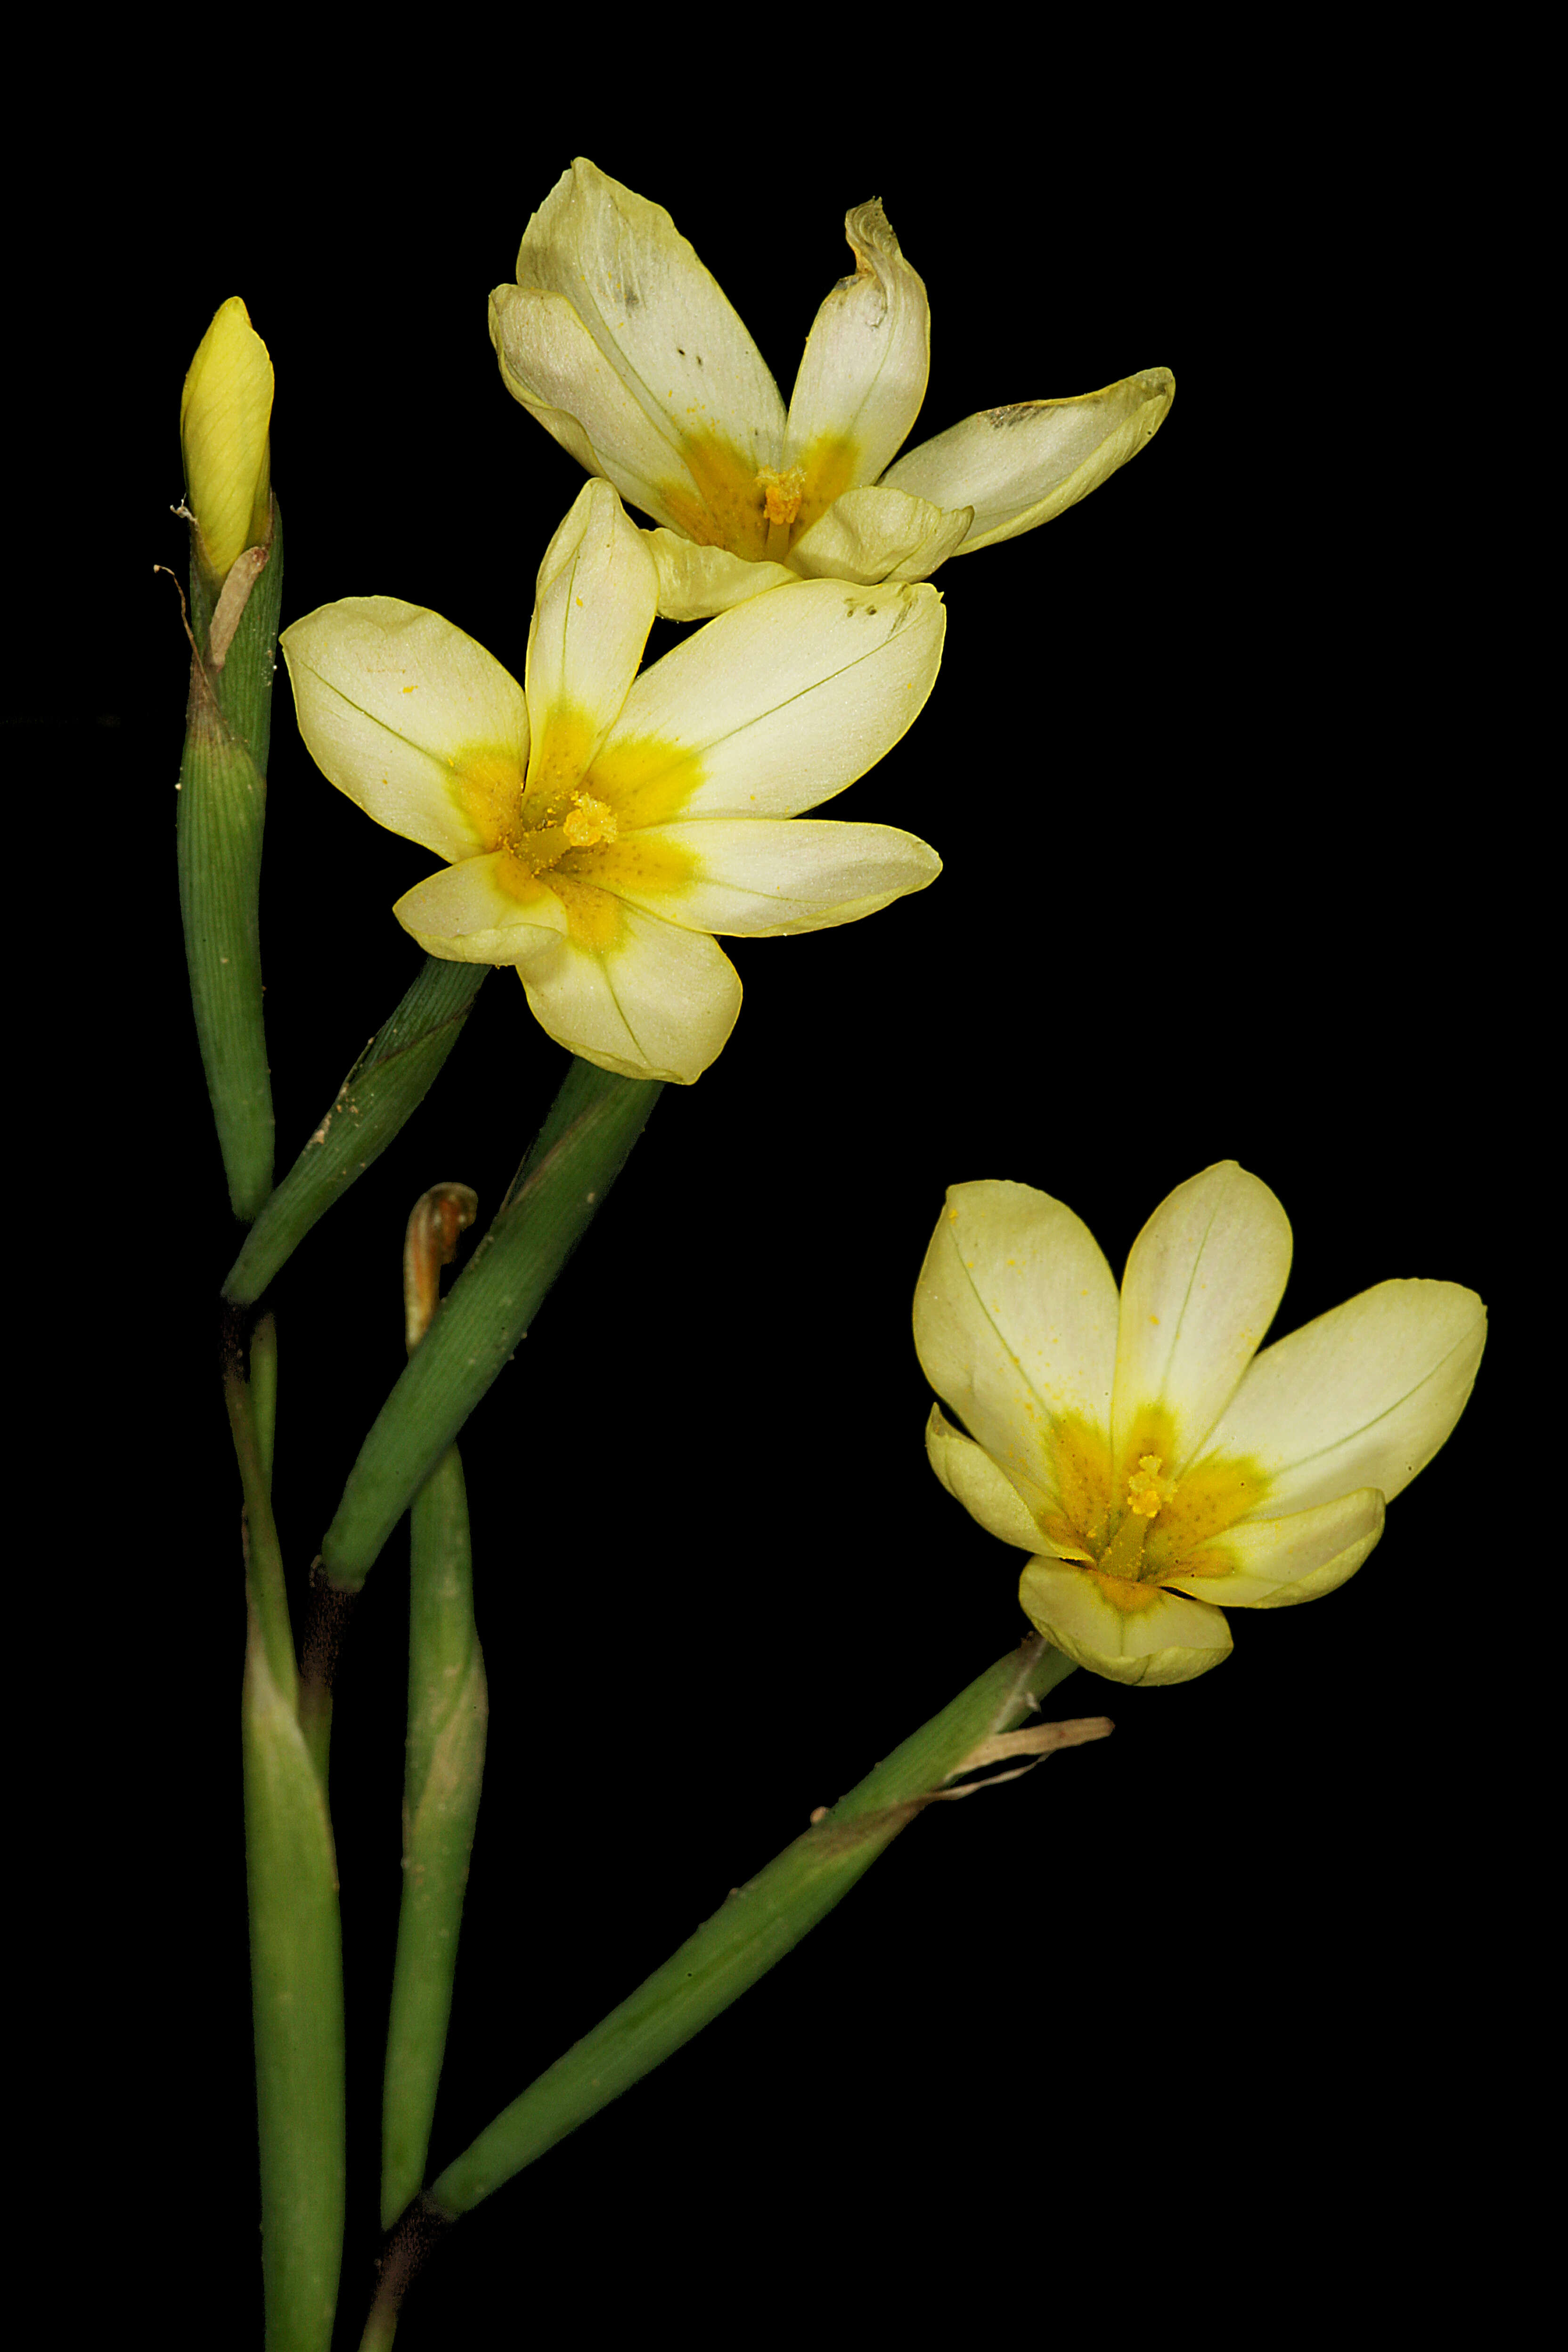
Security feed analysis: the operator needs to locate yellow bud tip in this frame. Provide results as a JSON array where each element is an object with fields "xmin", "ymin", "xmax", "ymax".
[
  {"xmin": 756, "ymin": 465, "xmax": 806, "ymax": 530},
  {"xmin": 180, "ymin": 295, "xmax": 274, "ymax": 583}
]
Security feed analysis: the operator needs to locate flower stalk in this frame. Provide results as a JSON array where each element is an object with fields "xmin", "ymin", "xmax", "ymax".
[
  {"xmin": 381, "ymin": 1191, "xmax": 489, "ymax": 2228},
  {"xmin": 362, "ymin": 1637, "xmax": 1106, "ymax": 2344},
  {"xmin": 223, "ymin": 958, "xmax": 490, "ymax": 1307}
]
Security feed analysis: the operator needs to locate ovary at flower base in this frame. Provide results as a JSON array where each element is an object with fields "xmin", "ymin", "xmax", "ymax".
[
  {"xmin": 913, "ymin": 1163, "xmax": 1485, "ymax": 1685},
  {"xmin": 489, "ymin": 159, "xmax": 1175, "ymax": 620},
  {"xmin": 280, "ymin": 480, "xmax": 944, "ymax": 1084}
]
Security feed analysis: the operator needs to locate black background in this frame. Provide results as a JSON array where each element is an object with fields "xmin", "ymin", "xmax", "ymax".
[{"xmin": 77, "ymin": 75, "xmax": 1507, "ymax": 2347}]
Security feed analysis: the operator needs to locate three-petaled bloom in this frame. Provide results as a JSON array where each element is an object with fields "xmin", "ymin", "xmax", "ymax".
[
  {"xmin": 490, "ymin": 159, "xmax": 1174, "ymax": 620},
  {"xmin": 281, "ymin": 481, "xmax": 944, "ymax": 1083},
  {"xmin": 914, "ymin": 1162, "xmax": 1485, "ymax": 1684}
]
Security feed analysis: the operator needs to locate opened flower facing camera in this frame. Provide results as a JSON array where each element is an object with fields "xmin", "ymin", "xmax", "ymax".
[
  {"xmin": 490, "ymin": 159, "xmax": 1174, "ymax": 620},
  {"xmin": 281, "ymin": 480, "xmax": 944, "ymax": 1083},
  {"xmin": 913, "ymin": 1162, "xmax": 1485, "ymax": 1685}
]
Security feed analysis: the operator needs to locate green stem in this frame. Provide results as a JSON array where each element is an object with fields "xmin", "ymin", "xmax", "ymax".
[
  {"xmin": 429, "ymin": 1638, "xmax": 1077, "ymax": 2213},
  {"xmin": 176, "ymin": 501, "xmax": 283, "ymax": 1222},
  {"xmin": 359, "ymin": 1640, "xmax": 1088, "ymax": 2343},
  {"xmin": 251, "ymin": 1313, "xmax": 278, "ymax": 1496},
  {"xmin": 223, "ymin": 1324, "xmax": 295, "ymax": 1708},
  {"xmin": 244, "ymin": 1616, "xmax": 346, "ymax": 2352},
  {"xmin": 223, "ymin": 959, "xmax": 489, "ymax": 1307},
  {"xmin": 381, "ymin": 1444, "xmax": 487, "ymax": 2228},
  {"xmin": 227, "ymin": 1319, "xmax": 346, "ymax": 2350},
  {"xmin": 319, "ymin": 1058, "xmax": 662, "ymax": 1589}
]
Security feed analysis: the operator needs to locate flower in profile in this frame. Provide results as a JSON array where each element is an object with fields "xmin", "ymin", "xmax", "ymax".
[
  {"xmin": 490, "ymin": 159, "xmax": 1174, "ymax": 620},
  {"xmin": 913, "ymin": 1163, "xmax": 1485, "ymax": 1685},
  {"xmin": 281, "ymin": 481, "xmax": 944, "ymax": 1084}
]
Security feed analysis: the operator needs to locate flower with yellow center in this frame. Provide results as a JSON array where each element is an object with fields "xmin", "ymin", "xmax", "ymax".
[
  {"xmin": 281, "ymin": 481, "xmax": 945, "ymax": 1084},
  {"xmin": 489, "ymin": 159, "xmax": 1175, "ymax": 621},
  {"xmin": 913, "ymin": 1162, "xmax": 1486, "ymax": 1685}
]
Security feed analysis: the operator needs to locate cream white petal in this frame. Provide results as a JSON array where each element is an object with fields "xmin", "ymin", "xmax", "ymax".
[
  {"xmin": 516, "ymin": 890, "xmax": 742, "ymax": 1083},
  {"xmin": 1018, "ymin": 1561, "xmax": 1232, "ymax": 1687},
  {"xmin": 1193, "ymin": 1280, "xmax": 1486, "ymax": 1516},
  {"xmin": 493, "ymin": 160, "xmax": 785, "ymax": 532},
  {"xmin": 489, "ymin": 286, "xmax": 710, "ymax": 535},
  {"xmin": 926, "ymin": 1404, "xmax": 1086, "ymax": 1558},
  {"xmin": 1160, "ymin": 1488, "xmax": 1385, "ymax": 1610},
  {"xmin": 597, "ymin": 578, "xmax": 944, "ymax": 821},
  {"xmin": 913, "ymin": 1181, "xmax": 1119, "ymax": 1525},
  {"xmin": 392, "ymin": 854, "xmax": 567, "ymax": 966},
  {"xmin": 574, "ymin": 817, "xmax": 939, "ymax": 936},
  {"xmin": 646, "ymin": 531, "xmax": 798, "ymax": 621},
  {"xmin": 524, "ymin": 482, "xmax": 658, "ymax": 768},
  {"xmin": 783, "ymin": 200, "xmax": 930, "ymax": 491},
  {"xmin": 881, "ymin": 370, "xmax": 1175, "ymax": 554},
  {"xmin": 1111, "ymin": 1163, "xmax": 1293, "ymax": 1475},
  {"xmin": 281, "ymin": 598, "xmax": 528, "ymax": 862},
  {"xmin": 789, "ymin": 485, "xmax": 972, "ymax": 587}
]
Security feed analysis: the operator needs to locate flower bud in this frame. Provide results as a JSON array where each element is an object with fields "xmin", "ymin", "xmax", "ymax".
[{"xmin": 180, "ymin": 295, "xmax": 273, "ymax": 583}]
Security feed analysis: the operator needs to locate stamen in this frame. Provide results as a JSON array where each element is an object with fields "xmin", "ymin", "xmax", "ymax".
[
  {"xmin": 561, "ymin": 792, "xmax": 619, "ymax": 850},
  {"xmin": 756, "ymin": 465, "xmax": 807, "ymax": 529},
  {"xmin": 1126, "ymin": 1455, "xmax": 1167, "ymax": 1520}
]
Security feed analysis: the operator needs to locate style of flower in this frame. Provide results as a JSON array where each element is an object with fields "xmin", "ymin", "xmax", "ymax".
[
  {"xmin": 489, "ymin": 159, "xmax": 1174, "ymax": 621},
  {"xmin": 281, "ymin": 481, "xmax": 944, "ymax": 1084},
  {"xmin": 913, "ymin": 1162, "xmax": 1485, "ymax": 1684}
]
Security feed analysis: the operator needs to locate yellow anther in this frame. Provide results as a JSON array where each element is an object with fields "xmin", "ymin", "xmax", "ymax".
[
  {"xmin": 561, "ymin": 792, "xmax": 619, "ymax": 850},
  {"xmin": 1127, "ymin": 1455, "xmax": 1167, "ymax": 1519},
  {"xmin": 756, "ymin": 465, "xmax": 807, "ymax": 529}
]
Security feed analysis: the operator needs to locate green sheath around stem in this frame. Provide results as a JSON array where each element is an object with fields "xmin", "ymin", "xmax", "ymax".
[
  {"xmin": 244, "ymin": 1617, "xmax": 347, "ymax": 2352},
  {"xmin": 176, "ymin": 502, "xmax": 283, "ymax": 1223},
  {"xmin": 319, "ymin": 1059, "xmax": 662, "ymax": 1588},
  {"xmin": 381, "ymin": 1443, "xmax": 487, "ymax": 2228},
  {"xmin": 223, "ymin": 959, "xmax": 489, "ymax": 1307},
  {"xmin": 427, "ymin": 1639, "xmax": 1082, "ymax": 2218},
  {"xmin": 228, "ymin": 1352, "xmax": 346, "ymax": 2352}
]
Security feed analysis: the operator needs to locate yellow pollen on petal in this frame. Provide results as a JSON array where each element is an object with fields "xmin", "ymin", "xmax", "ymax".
[{"xmin": 756, "ymin": 465, "xmax": 806, "ymax": 529}]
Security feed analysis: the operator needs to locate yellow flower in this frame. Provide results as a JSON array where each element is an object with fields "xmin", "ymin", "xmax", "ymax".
[
  {"xmin": 179, "ymin": 296, "xmax": 273, "ymax": 583},
  {"xmin": 490, "ymin": 160, "xmax": 1173, "ymax": 620},
  {"xmin": 281, "ymin": 482, "xmax": 944, "ymax": 1084},
  {"xmin": 914, "ymin": 1163, "xmax": 1485, "ymax": 1685}
]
